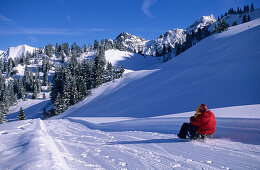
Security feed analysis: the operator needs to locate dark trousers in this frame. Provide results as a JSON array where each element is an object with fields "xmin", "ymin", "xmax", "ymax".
[{"xmin": 178, "ymin": 123, "xmax": 198, "ymax": 139}]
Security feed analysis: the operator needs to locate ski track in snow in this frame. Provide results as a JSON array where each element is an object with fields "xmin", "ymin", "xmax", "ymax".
[{"xmin": 1, "ymin": 118, "xmax": 258, "ymax": 169}]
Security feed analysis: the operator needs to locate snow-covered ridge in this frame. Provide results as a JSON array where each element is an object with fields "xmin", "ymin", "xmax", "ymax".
[
  {"xmin": 186, "ymin": 14, "xmax": 216, "ymax": 33},
  {"xmin": 145, "ymin": 28, "xmax": 186, "ymax": 56},
  {"xmin": 0, "ymin": 44, "xmax": 36, "ymax": 60},
  {"xmin": 113, "ymin": 14, "xmax": 216, "ymax": 57}
]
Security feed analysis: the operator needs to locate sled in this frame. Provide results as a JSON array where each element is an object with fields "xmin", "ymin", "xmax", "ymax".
[{"xmin": 200, "ymin": 134, "xmax": 214, "ymax": 141}]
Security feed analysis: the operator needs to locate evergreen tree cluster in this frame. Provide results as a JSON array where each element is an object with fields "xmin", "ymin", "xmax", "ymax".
[
  {"xmin": 49, "ymin": 44, "xmax": 124, "ymax": 116},
  {"xmin": 242, "ymin": 15, "xmax": 251, "ymax": 23},
  {"xmin": 175, "ymin": 27, "xmax": 211, "ymax": 56},
  {"xmin": 213, "ymin": 18, "xmax": 229, "ymax": 33},
  {"xmin": 218, "ymin": 3, "xmax": 254, "ymax": 19},
  {"xmin": 0, "ymin": 40, "xmax": 126, "ymax": 122}
]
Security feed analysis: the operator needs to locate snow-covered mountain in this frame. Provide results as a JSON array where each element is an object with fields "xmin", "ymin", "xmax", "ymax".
[
  {"xmin": 186, "ymin": 14, "xmax": 216, "ymax": 33},
  {"xmin": 113, "ymin": 14, "xmax": 216, "ymax": 57},
  {"xmin": 0, "ymin": 44, "xmax": 36, "ymax": 60},
  {"xmin": 114, "ymin": 32, "xmax": 149, "ymax": 54},
  {"xmin": 58, "ymin": 17, "xmax": 260, "ymax": 118}
]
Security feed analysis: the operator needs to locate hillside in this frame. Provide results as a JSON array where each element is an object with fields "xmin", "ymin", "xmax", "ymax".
[
  {"xmin": 56, "ymin": 18, "xmax": 260, "ymax": 118},
  {"xmin": 1, "ymin": 15, "xmax": 260, "ymax": 170}
]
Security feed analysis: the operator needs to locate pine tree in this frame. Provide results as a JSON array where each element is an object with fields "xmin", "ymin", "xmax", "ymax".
[
  {"xmin": 242, "ymin": 15, "xmax": 247, "ymax": 23},
  {"xmin": 247, "ymin": 15, "xmax": 251, "ymax": 22},
  {"xmin": 62, "ymin": 69, "xmax": 72, "ymax": 109},
  {"xmin": 43, "ymin": 107, "xmax": 48, "ymax": 118},
  {"xmin": 50, "ymin": 66, "xmax": 64, "ymax": 103},
  {"xmin": 42, "ymin": 71, "xmax": 49, "ymax": 86},
  {"xmin": 93, "ymin": 46, "xmax": 106, "ymax": 87},
  {"xmin": 118, "ymin": 65, "xmax": 125, "ymax": 78},
  {"xmin": 0, "ymin": 111, "xmax": 6, "ymax": 124},
  {"xmin": 82, "ymin": 44, "xmax": 87, "ymax": 52},
  {"xmin": 18, "ymin": 107, "xmax": 26, "ymax": 120},
  {"xmin": 43, "ymin": 93, "xmax": 46, "ymax": 100},
  {"xmin": 0, "ymin": 102, "xmax": 7, "ymax": 124},
  {"xmin": 32, "ymin": 84, "xmax": 38, "ymax": 99},
  {"xmin": 54, "ymin": 93, "xmax": 64, "ymax": 115},
  {"xmin": 250, "ymin": 3, "xmax": 254, "ymax": 12},
  {"xmin": 232, "ymin": 21, "xmax": 238, "ymax": 26},
  {"xmin": 94, "ymin": 40, "xmax": 99, "ymax": 50},
  {"xmin": 69, "ymin": 77, "xmax": 79, "ymax": 105},
  {"xmin": 18, "ymin": 78, "xmax": 26, "ymax": 100},
  {"xmin": 218, "ymin": 18, "xmax": 229, "ymax": 33},
  {"xmin": 45, "ymin": 44, "xmax": 54, "ymax": 57},
  {"xmin": 106, "ymin": 62, "xmax": 113, "ymax": 81}
]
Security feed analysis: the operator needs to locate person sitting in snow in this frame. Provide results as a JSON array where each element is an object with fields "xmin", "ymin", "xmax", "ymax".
[{"xmin": 177, "ymin": 104, "xmax": 216, "ymax": 139}]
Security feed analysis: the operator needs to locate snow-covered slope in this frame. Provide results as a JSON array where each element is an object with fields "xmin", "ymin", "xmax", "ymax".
[
  {"xmin": 1, "ymin": 105, "xmax": 260, "ymax": 169},
  {"xmin": 0, "ymin": 44, "xmax": 36, "ymax": 60},
  {"xmin": 58, "ymin": 18, "xmax": 260, "ymax": 118},
  {"xmin": 105, "ymin": 49, "xmax": 162, "ymax": 72},
  {"xmin": 224, "ymin": 8, "xmax": 260, "ymax": 26}
]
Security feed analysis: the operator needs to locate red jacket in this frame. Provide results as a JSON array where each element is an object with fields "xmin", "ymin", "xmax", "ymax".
[{"xmin": 190, "ymin": 110, "xmax": 216, "ymax": 135}]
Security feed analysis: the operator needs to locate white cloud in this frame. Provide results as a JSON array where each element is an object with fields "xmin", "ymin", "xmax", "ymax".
[
  {"xmin": 141, "ymin": 0, "xmax": 157, "ymax": 19},
  {"xmin": 0, "ymin": 27, "xmax": 105, "ymax": 35}
]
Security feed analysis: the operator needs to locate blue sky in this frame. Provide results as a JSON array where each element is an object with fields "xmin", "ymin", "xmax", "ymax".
[{"xmin": 0, "ymin": 0, "xmax": 259, "ymax": 50}]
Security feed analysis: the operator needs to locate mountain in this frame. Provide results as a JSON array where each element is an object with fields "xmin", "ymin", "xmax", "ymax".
[
  {"xmin": 58, "ymin": 17, "xmax": 260, "ymax": 118},
  {"xmin": 114, "ymin": 15, "xmax": 216, "ymax": 57},
  {"xmin": 144, "ymin": 28, "xmax": 186, "ymax": 56},
  {"xmin": 0, "ymin": 44, "xmax": 36, "ymax": 60},
  {"xmin": 186, "ymin": 14, "xmax": 216, "ymax": 33},
  {"xmin": 114, "ymin": 32, "xmax": 149, "ymax": 54}
]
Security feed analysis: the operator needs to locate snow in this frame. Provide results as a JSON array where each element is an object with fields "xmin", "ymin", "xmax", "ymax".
[
  {"xmin": 1, "ymin": 12, "xmax": 260, "ymax": 170},
  {"xmin": 145, "ymin": 28, "xmax": 186, "ymax": 56},
  {"xmin": 105, "ymin": 49, "xmax": 162, "ymax": 72},
  {"xmin": 186, "ymin": 14, "xmax": 216, "ymax": 33},
  {"xmin": 7, "ymin": 97, "xmax": 51, "ymax": 121},
  {"xmin": 54, "ymin": 18, "xmax": 260, "ymax": 118},
  {"xmin": 0, "ymin": 44, "xmax": 36, "ymax": 60},
  {"xmin": 1, "ymin": 105, "xmax": 260, "ymax": 169}
]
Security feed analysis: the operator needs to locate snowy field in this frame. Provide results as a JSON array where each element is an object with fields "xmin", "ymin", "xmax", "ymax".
[
  {"xmin": 1, "ymin": 14, "xmax": 260, "ymax": 170},
  {"xmin": 1, "ymin": 105, "xmax": 260, "ymax": 169}
]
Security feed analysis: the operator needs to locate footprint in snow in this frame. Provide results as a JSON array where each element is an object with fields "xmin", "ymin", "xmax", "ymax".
[
  {"xmin": 170, "ymin": 163, "xmax": 182, "ymax": 168},
  {"xmin": 102, "ymin": 155, "xmax": 110, "ymax": 159},
  {"xmin": 81, "ymin": 153, "xmax": 87, "ymax": 158},
  {"xmin": 186, "ymin": 159, "xmax": 193, "ymax": 162},
  {"xmin": 118, "ymin": 161, "xmax": 127, "ymax": 167}
]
